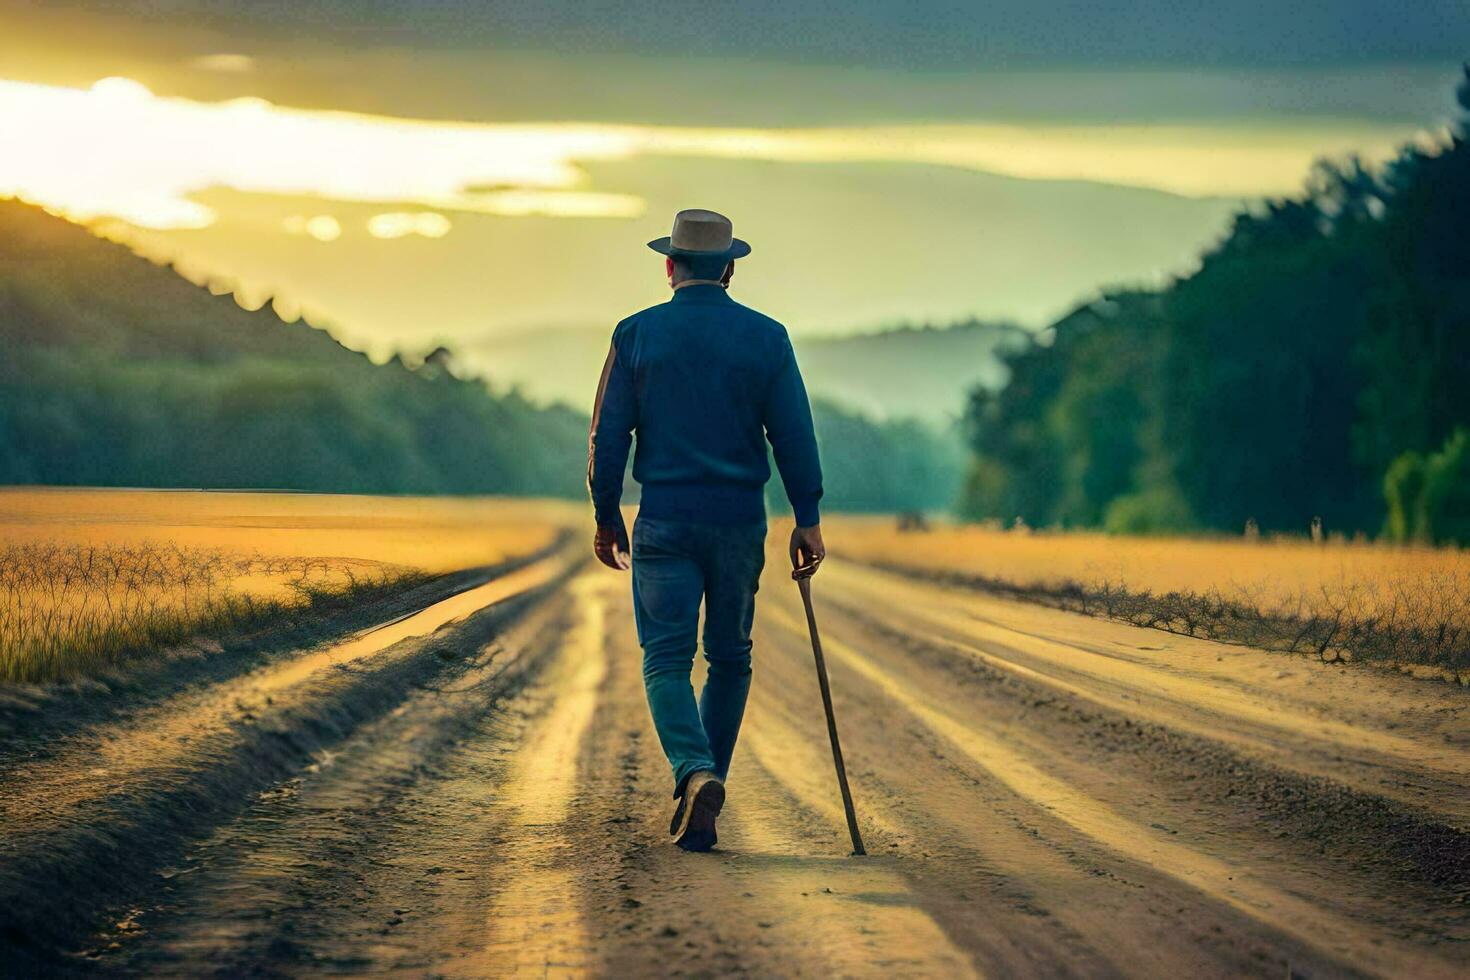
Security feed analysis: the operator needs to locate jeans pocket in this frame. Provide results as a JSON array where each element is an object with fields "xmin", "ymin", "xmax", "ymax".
[{"xmin": 632, "ymin": 517, "xmax": 673, "ymax": 560}]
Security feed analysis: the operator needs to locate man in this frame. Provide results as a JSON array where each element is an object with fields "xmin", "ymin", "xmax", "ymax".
[{"xmin": 588, "ymin": 208, "xmax": 826, "ymax": 852}]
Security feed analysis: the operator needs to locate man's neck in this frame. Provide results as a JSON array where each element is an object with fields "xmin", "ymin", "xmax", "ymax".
[{"xmin": 673, "ymin": 279, "xmax": 725, "ymax": 291}]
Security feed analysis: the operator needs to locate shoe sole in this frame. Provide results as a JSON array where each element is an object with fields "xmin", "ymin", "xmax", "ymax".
[{"xmin": 674, "ymin": 778, "xmax": 725, "ymax": 852}]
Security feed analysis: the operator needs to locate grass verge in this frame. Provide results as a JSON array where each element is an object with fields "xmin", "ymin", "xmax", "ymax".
[
  {"xmin": 866, "ymin": 560, "xmax": 1470, "ymax": 683},
  {"xmin": 0, "ymin": 542, "xmax": 429, "ymax": 684}
]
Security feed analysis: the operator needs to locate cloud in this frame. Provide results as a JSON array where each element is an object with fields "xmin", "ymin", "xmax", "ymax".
[
  {"xmin": 0, "ymin": 76, "xmax": 1433, "ymax": 231},
  {"xmin": 189, "ymin": 54, "xmax": 256, "ymax": 73},
  {"xmin": 282, "ymin": 214, "xmax": 341, "ymax": 241},
  {"xmin": 367, "ymin": 212, "xmax": 450, "ymax": 239}
]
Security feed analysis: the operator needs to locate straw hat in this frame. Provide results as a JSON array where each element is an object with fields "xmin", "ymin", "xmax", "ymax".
[{"xmin": 647, "ymin": 208, "xmax": 751, "ymax": 261}]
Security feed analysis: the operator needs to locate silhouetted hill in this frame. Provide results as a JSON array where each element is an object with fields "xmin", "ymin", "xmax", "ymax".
[
  {"xmin": 796, "ymin": 321, "xmax": 1029, "ymax": 422},
  {"xmin": 0, "ymin": 200, "xmax": 587, "ymax": 494},
  {"xmin": 0, "ymin": 209, "xmax": 358, "ymax": 363}
]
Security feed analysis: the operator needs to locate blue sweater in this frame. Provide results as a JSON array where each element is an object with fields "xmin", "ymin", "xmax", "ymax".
[{"xmin": 589, "ymin": 283, "xmax": 823, "ymax": 528}]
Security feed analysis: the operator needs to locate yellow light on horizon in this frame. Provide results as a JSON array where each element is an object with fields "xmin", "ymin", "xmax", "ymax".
[
  {"xmin": 367, "ymin": 212, "xmax": 452, "ymax": 239},
  {"xmin": 0, "ymin": 75, "xmax": 1433, "ymax": 236},
  {"xmin": 456, "ymin": 190, "xmax": 645, "ymax": 218},
  {"xmin": 191, "ymin": 54, "xmax": 256, "ymax": 73},
  {"xmin": 90, "ymin": 76, "xmax": 153, "ymax": 101},
  {"xmin": 0, "ymin": 76, "xmax": 643, "ymax": 230},
  {"xmin": 283, "ymin": 214, "xmax": 342, "ymax": 241}
]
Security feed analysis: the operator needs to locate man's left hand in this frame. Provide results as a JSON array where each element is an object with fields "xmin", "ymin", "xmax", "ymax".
[
  {"xmin": 594, "ymin": 521, "xmax": 631, "ymax": 571},
  {"xmin": 789, "ymin": 523, "xmax": 825, "ymax": 578}
]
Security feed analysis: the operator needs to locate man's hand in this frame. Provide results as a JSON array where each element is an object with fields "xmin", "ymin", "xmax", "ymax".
[
  {"xmin": 594, "ymin": 521, "xmax": 631, "ymax": 571},
  {"xmin": 789, "ymin": 524, "xmax": 825, "ymax": 578}
]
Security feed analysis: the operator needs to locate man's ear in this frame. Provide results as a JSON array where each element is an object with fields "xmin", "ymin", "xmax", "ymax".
[
  {"xmin": 666, "ymin": 256, "xmax": 675, "ymax": 286},
  {"xmin": 721, "ymin": 261, "xmax": 735, "ymax": 286}
]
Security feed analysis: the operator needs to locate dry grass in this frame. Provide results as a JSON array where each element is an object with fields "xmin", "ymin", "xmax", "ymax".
[
  {"xmin": 0, "ymin": 543, "xmax": 422, "ymax": 683},
  {"xmin": 0, "ymin": 489, "xmax": 575, "ymax": 574},
  {"xmin": 830, "ymin": 516, "xmax": 1470, "ymax": 679},
  {"xmin": 0, "ymin": 489, "xmax": 583, "ymax": 684}
]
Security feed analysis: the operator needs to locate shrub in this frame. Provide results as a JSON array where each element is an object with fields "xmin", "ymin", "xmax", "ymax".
[
  {"xmin": 1384, "ymin": 428, "xmax": 1470, "ymax": 545},
  {"xmin": 1103, "ymin": 485, "xmax": 1195, "ymax": 535}
]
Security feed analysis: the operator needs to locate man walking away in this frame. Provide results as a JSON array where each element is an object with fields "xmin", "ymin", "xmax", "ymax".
[{"xmin": 588, "ymin": 209, "xmax": 826, "ymax": 852}]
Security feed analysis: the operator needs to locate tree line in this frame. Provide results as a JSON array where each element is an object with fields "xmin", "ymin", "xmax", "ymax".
[
  {"xmin": 960, "ymin": 67, "xmax": 1470, "ymax": 544},
  {"xmin": 0, "ymin": 202, "xmax": 589, "ymax": 497},
  {"xmin": 0, "ymin": 198, "xmax": 961, "ymax": 514}
]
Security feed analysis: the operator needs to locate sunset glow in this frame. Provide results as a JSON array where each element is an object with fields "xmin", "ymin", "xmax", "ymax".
[
  {"xmin": 0, "ymin": 76, "xmax": 1431, "ymax": 234},
  {"xmin": 367, "ymin": 212, "xmax": 452, "ymax": 239},
  {"xmin": 282, "ymin": 214, "xmax": 342, "ymax": 241}
]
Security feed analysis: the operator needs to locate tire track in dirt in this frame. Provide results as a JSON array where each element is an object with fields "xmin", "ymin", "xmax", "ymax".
[
  {"xmin": 744, "ymin": 599, "xmax": 1339, "ymax": 978},
  {"xmin": 0, "ymin": 551, "xmax": 578, "ymax": 974},
  {"xmin": 822, "ymin": 594, "xmax": 1470, "ymax": 906},
  {"xmin": 813, "ymin": 563, "xmax": 1470, "ymax": 908},
  {"xmin": 8, "ymin": 548, "xmax": 1468, "ymax": 977},
  {"xmin": 691, "ymin": 755, "xmax": 978, "ymax": 978},
  {"xmin": 747, "ymin": 563, "xmax": 1465, "ymax": 976},
  {"xmin": 2, "ymin": 556, "xmax": 569, "ymax": 830},
  {"xmin": 471, "ymin": 574, "xmax": 608, "ymax": 976},
  {"xmin": 533, "ymin": 578, "xmax": 983, "ymax": 979},
  {"xmin": 0, "ymin": 534, "xmax": 574, "ymax": 755},
  {"xmin": 763, "ymin": 604, "xmax": 1399, "ymax": 975},
  {"xmin": 117, "ymin": 573, "xmax": 615, "ymax": 978},
  {"xmin": 106, "ymin": 583, "xmax": 580, "ymax": 976},
  {"xmin": 739, "ymin": 683, "xmax": 1131, "ymax": 977},
  {"xmin": 827, "ymin": 562, "xmax": 1470, "ymax": 823}
]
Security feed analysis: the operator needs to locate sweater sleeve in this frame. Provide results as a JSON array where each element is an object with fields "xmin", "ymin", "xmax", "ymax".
[
  {"xmin": 763, "ymin": 338, "xmax": 824, "ymax": 527},
  {"xmin": 588, "ymin": 328, "xmax": 637, "ymax": 526}
]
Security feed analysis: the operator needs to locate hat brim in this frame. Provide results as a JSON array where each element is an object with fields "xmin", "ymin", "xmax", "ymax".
[{"xmin": 647, "ymin": 236, "xmax": 751, "ymax": 260}]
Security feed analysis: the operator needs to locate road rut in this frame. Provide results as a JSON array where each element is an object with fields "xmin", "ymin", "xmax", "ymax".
[{"xmin": 3, "ymin": 553, "xmax": 1466, "ymax": 977}]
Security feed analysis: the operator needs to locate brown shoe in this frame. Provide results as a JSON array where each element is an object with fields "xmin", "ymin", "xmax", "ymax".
[{"xmin": 671, "ymin": 771, "xmax": 725, "ymax": 852}]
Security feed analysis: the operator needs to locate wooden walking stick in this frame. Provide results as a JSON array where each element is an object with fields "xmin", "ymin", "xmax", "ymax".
[{"xmin": 792, "ymin": 558, "xmax": 866, "ymax": 856}]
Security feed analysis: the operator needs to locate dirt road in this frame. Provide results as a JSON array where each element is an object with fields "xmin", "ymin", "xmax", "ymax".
[{"xmin": 3, "ymin": 541, "xmax": 1467, "ymax": 977}]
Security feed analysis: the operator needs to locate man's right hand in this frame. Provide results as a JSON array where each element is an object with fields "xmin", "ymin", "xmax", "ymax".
[
  {"xmin": 789, "ymin": 524, "xmax": 825, "ymax": 578},
  {"xmin": 594, "ymin": 521, "xmax": 631, "ymax": 571}
]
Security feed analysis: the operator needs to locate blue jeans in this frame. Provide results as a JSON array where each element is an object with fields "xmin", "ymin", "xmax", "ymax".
[{"xmin": 631, "ymin": 517, "xmax": 767, "ymax": 796}]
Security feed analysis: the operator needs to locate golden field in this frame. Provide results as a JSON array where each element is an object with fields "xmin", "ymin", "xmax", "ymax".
[
  {"xmin": 0, "ymin": 489, "xmax": 581, "ymax": 683},
  {"xmin": 7, "ymin": 492, "xmax": 1466, "ymax": 683},
  {"xmin": 827, "ymin": 515, "xmax": 1470, "ymax": 675},
  {"xmin": 828, "ymin": 516, "xmax": 1469, "ymax": 614}
]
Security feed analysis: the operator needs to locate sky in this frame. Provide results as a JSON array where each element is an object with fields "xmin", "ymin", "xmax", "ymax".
[{"xmin": 0, "ymin": 2, "xmax": 1464, "ymax": 384}]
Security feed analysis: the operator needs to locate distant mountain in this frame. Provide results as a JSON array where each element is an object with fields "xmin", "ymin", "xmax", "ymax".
[
  {"xmin": 0, "ymin": 211, "xmax": 349, "ymax": 365},
  {"xmin": 459, "ymin": 327, "xmax": 609, "ymax": 413},
  {"xmin": 795, "ymin": 321, "xmax": 1030, "ymax": 422},
  {"xmin": 463, "ymin": 319, "xmax": 1028, "ymax": 423},
  {"xmin": 0, "ymin": 201, "xmax": 587, "ymax": 495}
]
